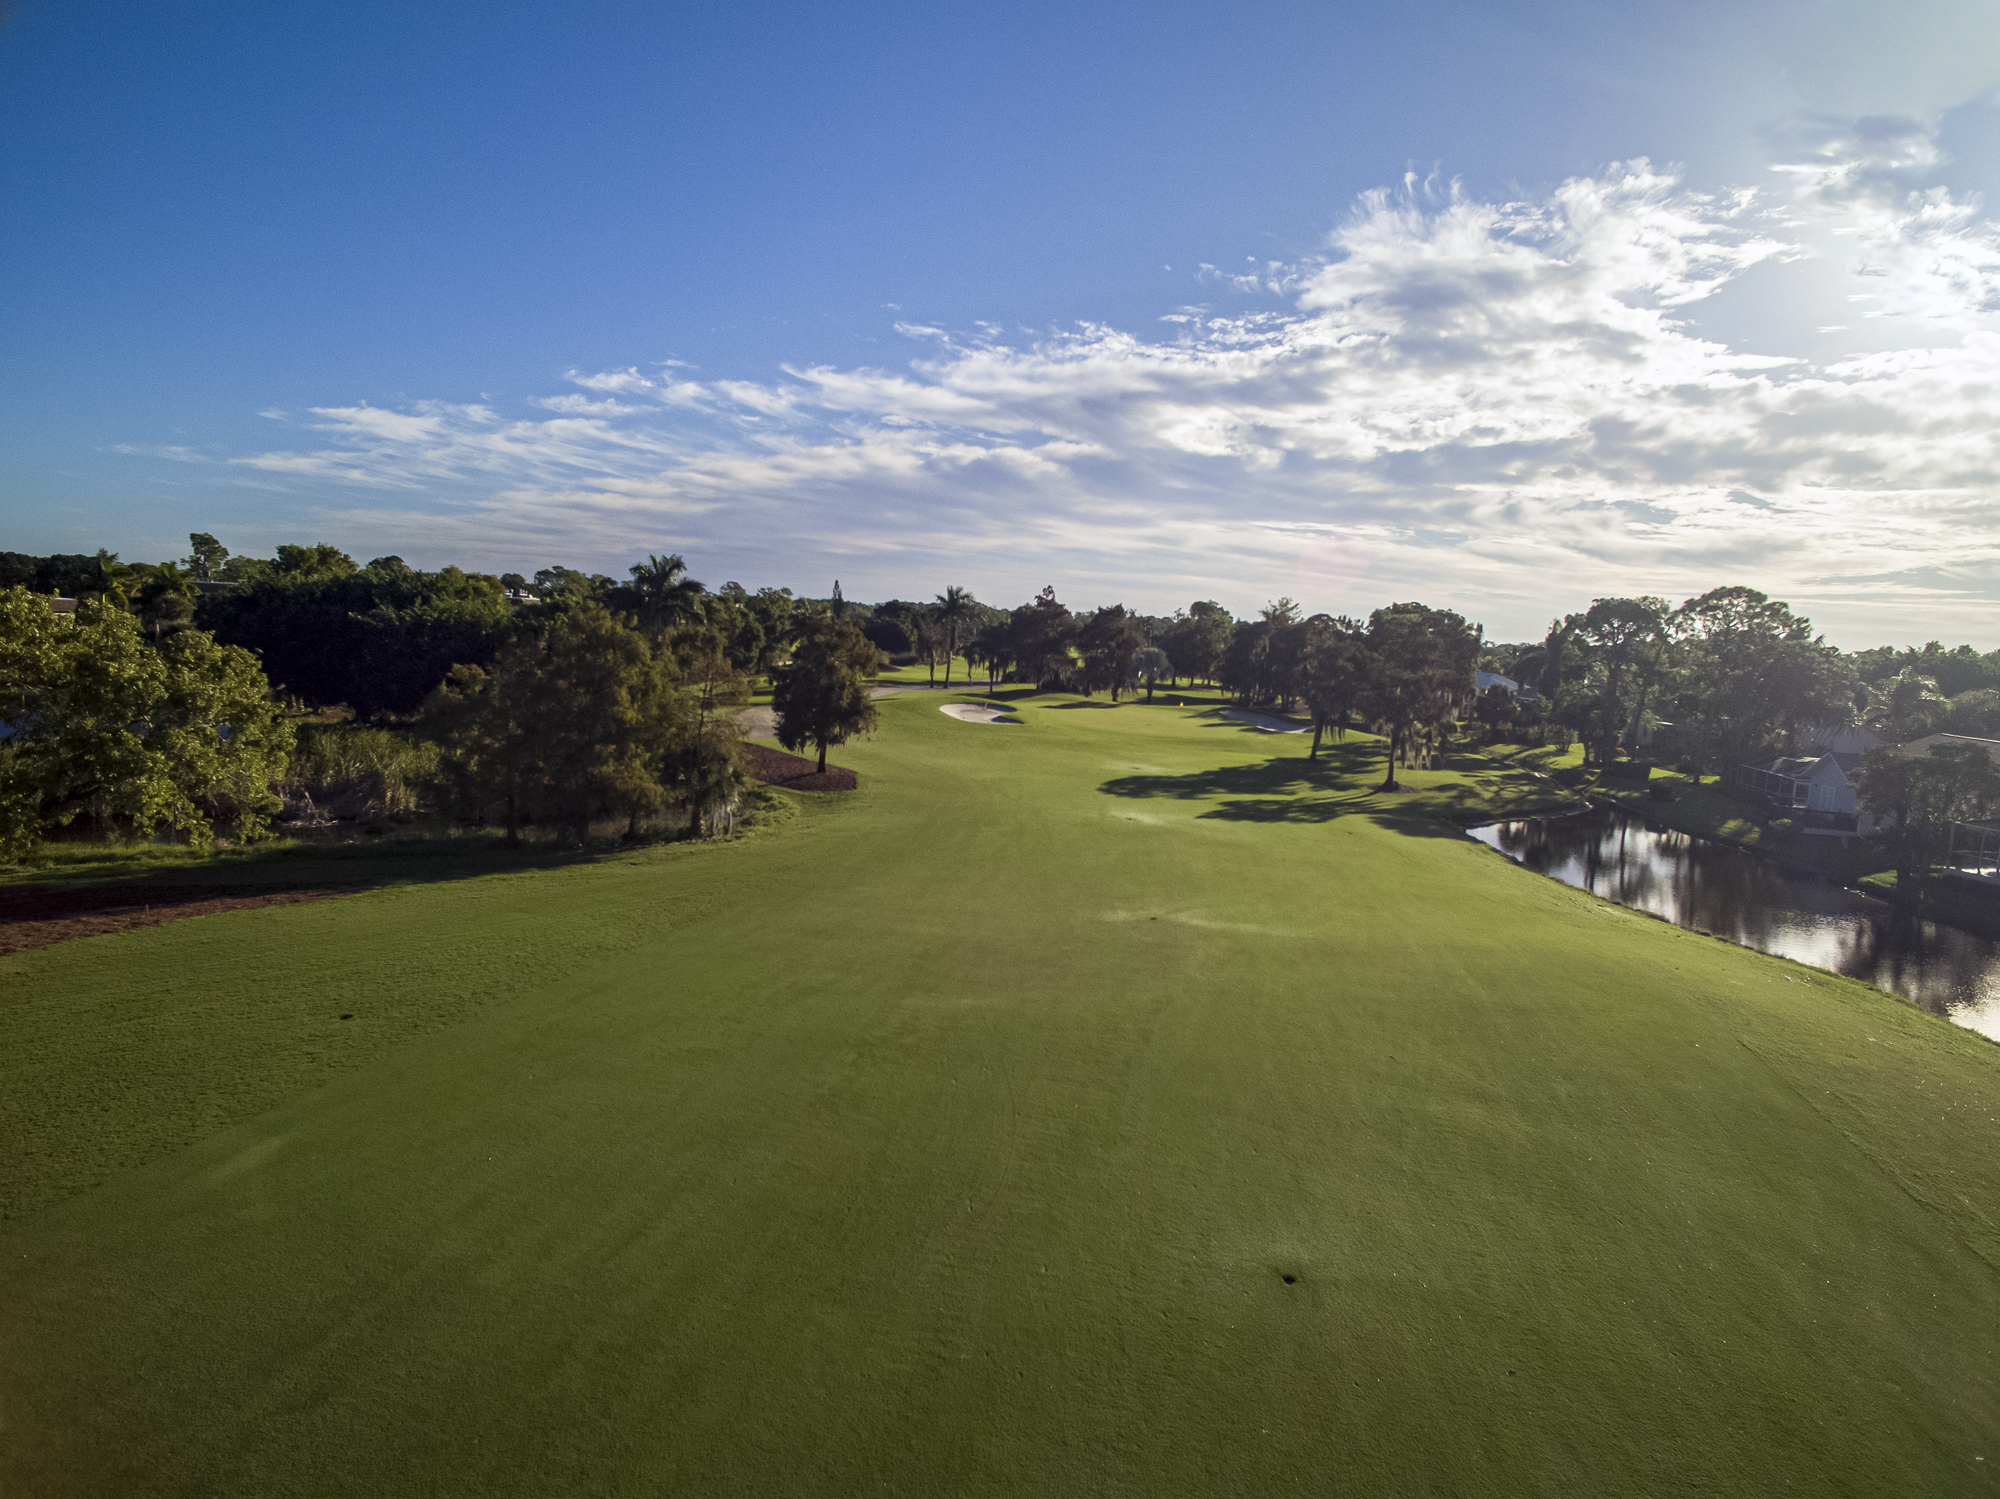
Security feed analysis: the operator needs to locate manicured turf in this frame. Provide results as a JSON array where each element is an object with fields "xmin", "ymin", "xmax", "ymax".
[{"xmin": 3, "ymin": 694, "xmax": 1998, "ymax": 1496}]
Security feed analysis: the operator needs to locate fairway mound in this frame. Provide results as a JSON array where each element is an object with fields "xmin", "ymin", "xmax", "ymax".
[
  {"xmin": 0, "ymin": 882, "xmax": 367, "ymax": 954},
  {"xmin": 940, "ymin": 702, "xmax": 1020, "ymax": 725},
  {"xmin": 1222, "ymin": 709, "xmax": 1308, "ymax": 734},
  {"xmin": 740, "ymin": 741, "xmax": 857, "ymax": 792}
]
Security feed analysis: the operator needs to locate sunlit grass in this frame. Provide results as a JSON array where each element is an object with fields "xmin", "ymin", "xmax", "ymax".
[{"xmin": 2, "ymin": 693, "xmax": 1995, "ymax": 1496}]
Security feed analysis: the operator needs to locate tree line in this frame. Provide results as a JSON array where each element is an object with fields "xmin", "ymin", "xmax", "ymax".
[
  {"xmin": 7, "ymin": 534, "xmax": 1999, "ymax": 862},
  {"xmin": 0, "ymin": 540, "xmax": 881, "ymax": 855}
]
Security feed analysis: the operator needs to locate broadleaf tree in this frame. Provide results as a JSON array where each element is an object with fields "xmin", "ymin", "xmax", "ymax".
[
  {"xmin": 1855, "ymin": 741, "xmax": 2000, "ymax": 896},
  {"xmin": 0, "ymin": 589, "xmax": 293, "ymax": 859},
  {"xmin": 1358, "ymin": 602, "xmax": 1480, "ymax": 791},
  {"xmin": 772, "ymin": 614, "xmax": 880, "ymax": 772}
]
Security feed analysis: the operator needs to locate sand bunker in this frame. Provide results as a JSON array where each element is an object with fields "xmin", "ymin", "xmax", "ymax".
[
  {"xmin": 1223, "ymin": 710, "xmax": 1308, "ymax": 734},
  {"xmin": 941, "ymin": 702, "xmax": 1020, "ymax": 726}
]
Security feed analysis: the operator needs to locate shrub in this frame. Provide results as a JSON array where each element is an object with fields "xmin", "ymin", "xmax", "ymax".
[{"xmin": 286, "ymin": 724, "xmax": 440, "ymax": 816}]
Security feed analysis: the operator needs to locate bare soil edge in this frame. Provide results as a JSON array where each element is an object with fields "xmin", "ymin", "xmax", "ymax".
[
  {"xmin": 740, "ymin": 742, "xmax": 858, "ymax": 793},
  {"xmin": 0, "ymin": 885, "xmax": 370, "ymax": 956}
]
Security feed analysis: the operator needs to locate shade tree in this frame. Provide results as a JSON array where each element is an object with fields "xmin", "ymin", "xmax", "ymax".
[
  {"xmin": 0, "ymin": 589, "xmax": 292, "ymax": 859},
  {"xmin": 1856, "ymin": 741, "xmax": 2000, "ymax": 896},
  {"xmin": 1358, "ymin": 603, "xmax": 1480, "ymax": 790},
  {"xmin": 772, "ymin": 614, "xmax": 880, "ymax": 772},
  {"xmin": 424, "ymin": 604, "xmax": 682, "ymax": 847},
  {"xmin": 1298, "ymin": 615, "xmax": 1369, "ymax": 759},
  {"xmin": 1077, "ymin": 605, "xmax": 1145, "ymax": 698},
  {"xmin": 1669, "ymin": 587, "xmax": 1856, "ymax": 773},
  {"xmin": 1011, "ymin": 588, "xmax": 1080, "ymax": 690},
  {"xmin": 1163, "ymin": 601, "xmax": 1234, "ymax": 685},
  {"xmin": 1132, "ymin": 646, "xmax": 1172, "ymax": 702}
]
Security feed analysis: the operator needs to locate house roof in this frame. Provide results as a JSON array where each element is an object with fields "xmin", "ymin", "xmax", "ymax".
[
  {"xmin": 1809, "ymin": 723, "xmax": 1887, "ymax": 755},
  {"xmin": 1889, "ymin": 733, "xmax": 2000, "ymax": 767},
  {"xmin": 1767, "ymin": 756, "xmax": 1816, "ymax": 777},
  {"xmin": 1744, "ymin": 750, "xmax": 1864, "ymax": 782}
]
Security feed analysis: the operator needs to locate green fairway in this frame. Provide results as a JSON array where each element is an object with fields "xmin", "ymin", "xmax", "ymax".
[{"xmin": 3, "ymin": 693, "xmax": 1998, "ymax": 1496}]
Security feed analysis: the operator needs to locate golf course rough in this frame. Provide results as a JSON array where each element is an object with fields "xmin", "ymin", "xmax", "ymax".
[{"xmin": 2, "ymin": 692, "xmax": 1997, "ymax": 1497}]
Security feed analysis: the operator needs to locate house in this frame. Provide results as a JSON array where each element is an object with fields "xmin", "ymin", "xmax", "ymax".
[
  {"xmin": 1736, "ymin": 751, "xmax": 1868, "ymax": 832},
  {"xmin": 1474, "ymin": 671, "xmax": 1518, "ymax": 694},
  {"xmin": 1738, "ymin": 729, "xmax": 2000, "ymax": 837},
  {"xmin": 1734, "ymin": 727, "xmax": 1886, "ymax": 834}
]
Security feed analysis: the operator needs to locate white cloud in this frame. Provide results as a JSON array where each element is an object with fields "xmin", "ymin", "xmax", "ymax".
[
  {"xmin": 184, "ymin": 146, "xmax": 2000, "ymax": 643},
  {"xmin": 532, "ymin": 394, "xmax": 640, "ymax": 416},
  {"xmin": 111, "ymin": 443, "xmax": 212, "ymax": 463}
]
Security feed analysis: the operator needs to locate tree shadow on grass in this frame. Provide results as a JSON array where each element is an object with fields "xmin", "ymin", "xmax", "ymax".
[
  {"xmin": 1, "ymin": 818, "xmax": 746, "ymax": 901},
  {"xmin": 1098, "ymin": 741, "xmax": 1565, "ymax": 839}
]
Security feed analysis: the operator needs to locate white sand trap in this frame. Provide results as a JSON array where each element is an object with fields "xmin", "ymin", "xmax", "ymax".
[
  {"xmin": 941, "ymin": 702, "xmax": 1021, "ymax": 725},
  {"xmin": 1223, "ymin": 709, "xmax": 1308, "ymax": 734}
]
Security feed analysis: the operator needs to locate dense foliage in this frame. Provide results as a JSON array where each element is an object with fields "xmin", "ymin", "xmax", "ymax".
[
  {"xmin": 197, "ymin": 553, "xmax": 516, "ymax": 718},
  {"xmin": 12, "ymin": 529, "xmax": 2000, "ymax": 862},
  {"xmin": 0, "ymin": 588, "xmax": 292, "ymax": 857},
  {"xmin": 423, "ymin": 605, "xmax": 690, "ymax": 846}
]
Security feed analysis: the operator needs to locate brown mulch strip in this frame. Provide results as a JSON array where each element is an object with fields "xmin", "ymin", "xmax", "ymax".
[
  {"xmin": 0, "ymin": 883, "xmax": 368, "ymax": 956},
  {"xmin": 741, "ymin": 741, "xmax": 858, "ymax": 793}
]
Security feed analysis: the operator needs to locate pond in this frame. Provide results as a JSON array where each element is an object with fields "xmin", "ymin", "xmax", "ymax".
[{"xmin": 1468, "ymin": 809, "xmax": 2000, "ymax": 1042}]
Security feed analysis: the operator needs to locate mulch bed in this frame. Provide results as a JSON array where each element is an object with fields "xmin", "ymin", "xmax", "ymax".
[
  {"xmin": 741, "ymin": 741, "xmax": 858, "ymax": 793},
  {"xmin": 0, "ymin": 883, "xmax": 368, "ymax": 956}
]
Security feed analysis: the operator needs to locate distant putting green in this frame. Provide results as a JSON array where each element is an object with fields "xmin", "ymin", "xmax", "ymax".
[{"xmin": 3, "ymin": 693, "xmax": 1998, "ymax": 1496}]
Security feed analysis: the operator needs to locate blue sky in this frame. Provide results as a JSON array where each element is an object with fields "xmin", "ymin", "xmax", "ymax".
[{"xmin": 4, "ymin": 0, "xmax": 1999, "ymax": 642}]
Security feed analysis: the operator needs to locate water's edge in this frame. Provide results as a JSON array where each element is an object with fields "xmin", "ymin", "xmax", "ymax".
[{"xmin": 1469, "ymin": 809, "xmax": 2000, "ymax": 1043}]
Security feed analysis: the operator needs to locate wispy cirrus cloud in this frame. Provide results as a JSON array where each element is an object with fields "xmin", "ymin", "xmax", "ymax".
[{"xmin": 189, "ymin": 139, "xmax": 2000, "ymax": 641}]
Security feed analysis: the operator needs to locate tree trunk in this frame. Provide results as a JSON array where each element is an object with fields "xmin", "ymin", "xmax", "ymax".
[
  {"xmin": 1310, "ymin": 719, "xmax": 1323, "ymax": 760},
  {"xmin": 1380, "ymin": 724, "xmax": 1402, "ymax": 791},
  {"xmin": 504, "ymin": 790, "xmax": 520, "ymax": 849},
  {"xmin": 1625, "ymin": 678, "xmax": 1654, "ymax": 755},
  {"xmin": 818, "ymin": 739, "xmax": 828, "ymax": 772}
]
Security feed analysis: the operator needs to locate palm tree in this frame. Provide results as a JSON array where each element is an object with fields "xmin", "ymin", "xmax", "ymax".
[
  {"xmin": 1871, "ymin": 668, "xmax": 1949, "ymax": 742},
  {"xmin": 627, "ymin": 553, "xmax": 705, "ymax": 627},
  {"xmin": 78, "ymin": 551, "xmax": 135, "ymax": 609},
  {"xmin": 934, "ymin": 586, "xmax": 974, "ymax": 686}
]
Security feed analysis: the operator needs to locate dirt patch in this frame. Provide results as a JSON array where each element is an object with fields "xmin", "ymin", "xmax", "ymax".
[
  {"xmin": 0, "ymin": 883, "xmax": 369, "ymax": 956},
  {"xmin": 740, "ymin": 741, "xmax": 858, "ymax": 793}
]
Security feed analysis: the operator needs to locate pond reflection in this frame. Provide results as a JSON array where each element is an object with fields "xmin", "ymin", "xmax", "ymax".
[{"xmin": 1468, "ymin": 810, "xmax": 2000, "ymax": 1042}]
